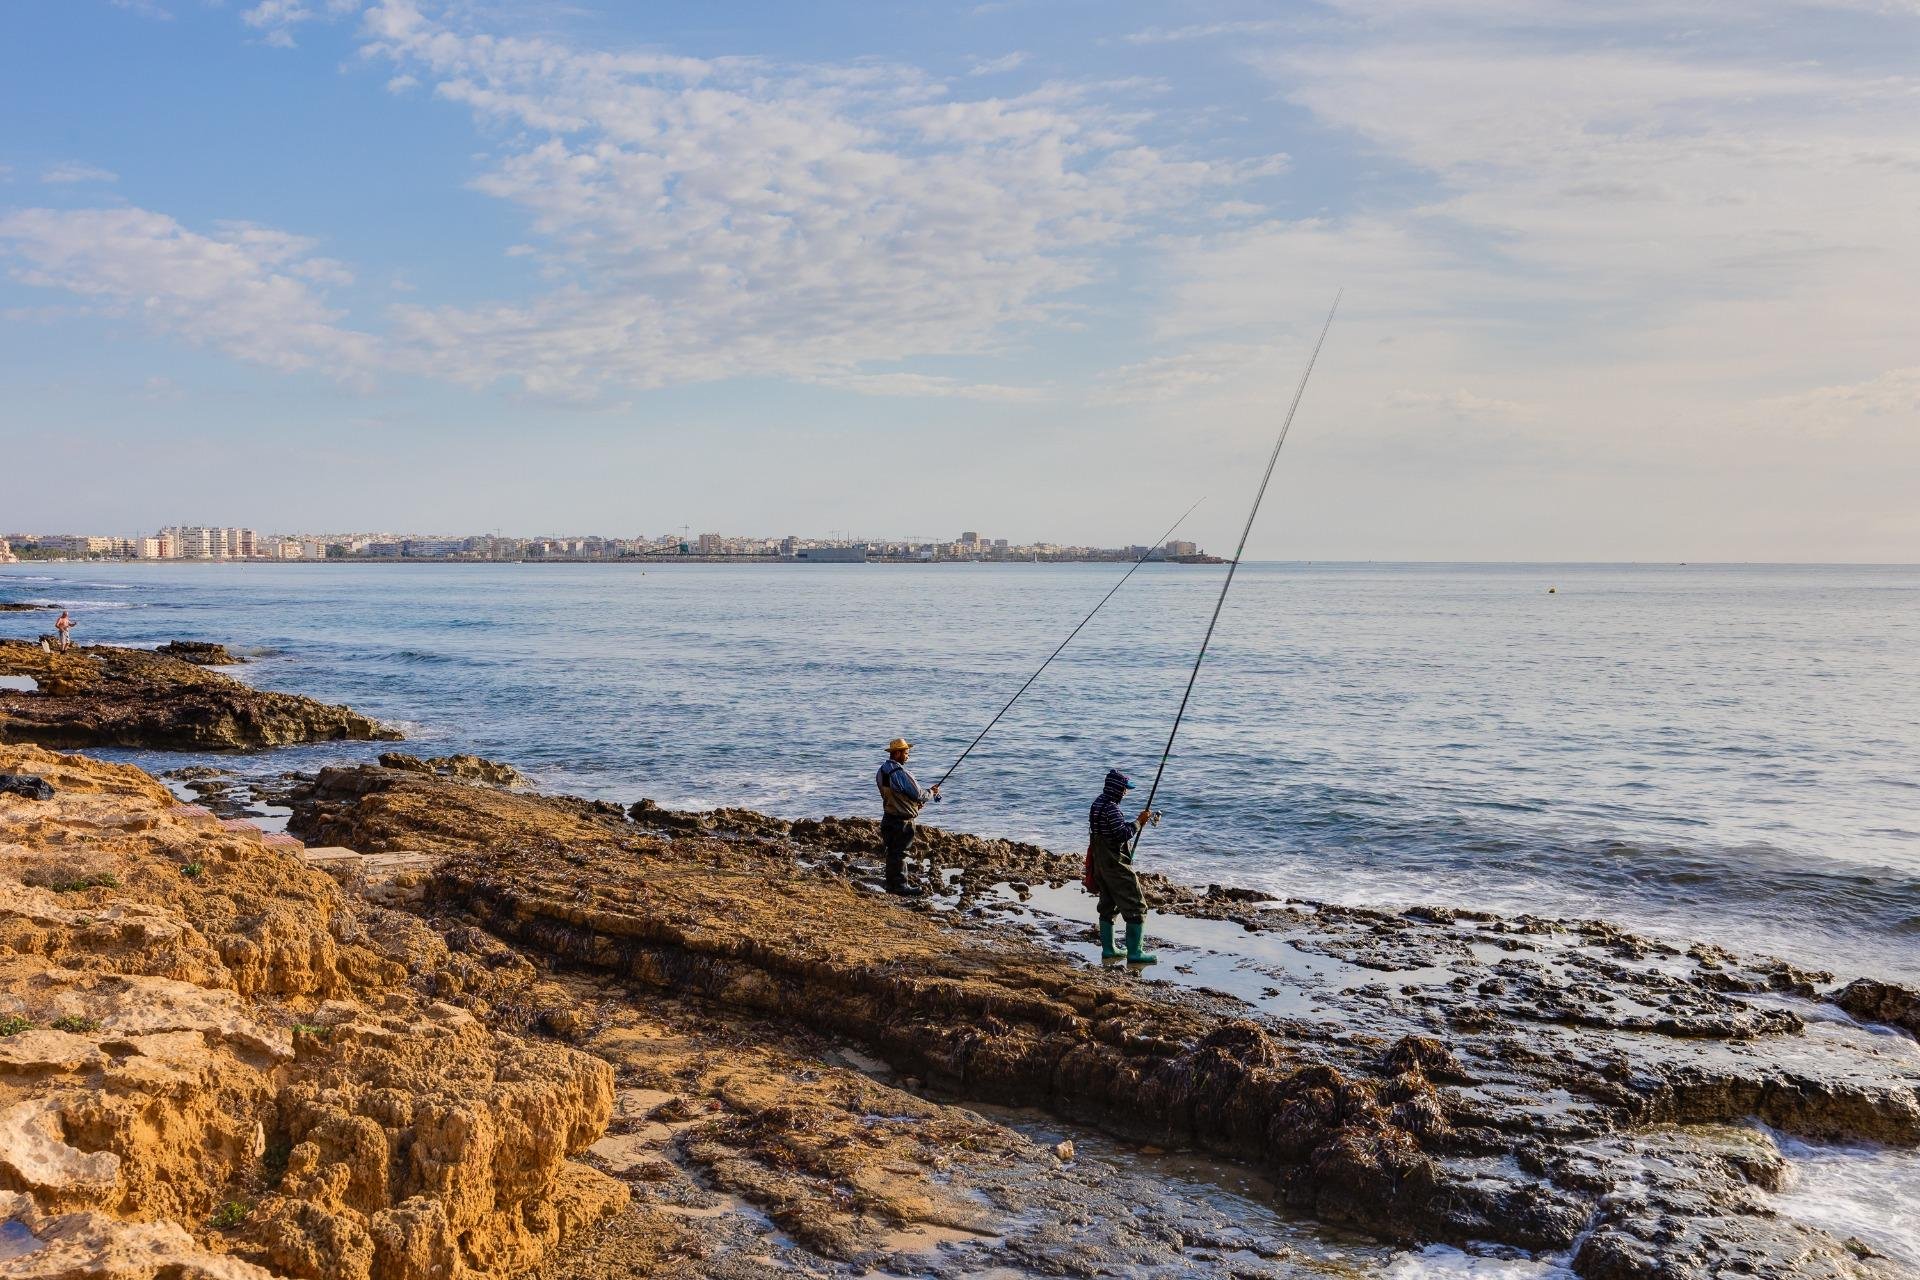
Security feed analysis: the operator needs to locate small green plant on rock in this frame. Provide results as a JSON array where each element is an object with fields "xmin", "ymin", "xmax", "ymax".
[
  {"xmin": 290, "ymin": 1022, "xmax": 332, "ymax": 1042},
  {"xmin": 51, "ymin": 1015, "xmax": 100, "ymax": 1034},
  {"xmin": 0, "ymin": 1015, "xmax": 34, "ymax": 1037},
  {"xmin": 182, "ymin": 860, "xmax": 205, "ymax": 878},
  {"xmin": 209, "ymin": 1200, "xmax": 252, "ymax": 1230},
  {"xmin": 24, "ymin": 855, "xmax": 122, "ymax": 895}
]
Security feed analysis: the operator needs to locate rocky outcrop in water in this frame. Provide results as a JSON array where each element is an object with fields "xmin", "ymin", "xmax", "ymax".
[
  {"xmin": 293, "ymin": 766, "xmax": 1920, "ymax": 1279},
  {"xmin": 1834, "ymin": 978, "xmax": 1920, "ymax": 1040},
  {"xmin": 0, "ymin": 745, "xmax": 619, "ymax": 1278},
  {"xmin": 154, "ymin": 641, "xmax": 244, "ymax": 665},
  {"xmin": 0, "ymin": 641, "xmax": 398, "ymax": 750},
  {"xmin": 377, "ymin": 752, "xmax": 524, "ymax": 786}
]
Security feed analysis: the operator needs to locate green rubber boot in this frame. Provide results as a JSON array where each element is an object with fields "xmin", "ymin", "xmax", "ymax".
[
  {"xmin": 1099, "ymin": 918, "xmax": 1126, "ymax": 960},
  {"xmin": 1125, "ymin": 920, "xmax": 1158, "ymax": 966}
]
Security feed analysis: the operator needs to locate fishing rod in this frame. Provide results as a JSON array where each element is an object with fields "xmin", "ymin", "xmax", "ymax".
[
  {"xmin": 1132, "ymin": 291, "xmax": 1341, "ymax": 852},
  {"xmin": 934, "ymin": 497, "xmax": 1205, "ymax": 791}
]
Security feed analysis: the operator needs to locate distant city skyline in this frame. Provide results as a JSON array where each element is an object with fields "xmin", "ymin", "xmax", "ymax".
[
  {"xmin": 1, "ymin": 525, "xmax": 1211, "ymax": 564},
  {"xmin": 3, "ymin": 2, "xmax": 1917, "ymax": 562}
]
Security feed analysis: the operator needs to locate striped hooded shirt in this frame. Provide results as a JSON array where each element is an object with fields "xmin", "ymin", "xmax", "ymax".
[{"xmin": 1089, "ymin": 768, "xmax": 1141, "ymax": 854}]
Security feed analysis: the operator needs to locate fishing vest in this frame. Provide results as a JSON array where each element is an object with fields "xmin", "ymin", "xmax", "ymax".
[{"xmin": 877, "ymin": 761, "xmax": 925, "ymax": 820}]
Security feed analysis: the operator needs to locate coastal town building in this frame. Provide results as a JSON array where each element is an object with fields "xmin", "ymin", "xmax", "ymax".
[
  {"xmin": 0, "ymin": 523, "xmax": 1208, "ymax": 565},
  {"xmin": 163, "ymin": 526, "xmax": 260, "ymax": 560}
]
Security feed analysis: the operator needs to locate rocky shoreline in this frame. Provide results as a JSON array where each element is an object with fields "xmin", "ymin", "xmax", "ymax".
[
  {"xmin": 0, "ymin": 641, "xmax": 399, "ymax": 750},
  {"xmin": 2, "ymin": 647, "xmax": 1917, "ymax": 1279}
]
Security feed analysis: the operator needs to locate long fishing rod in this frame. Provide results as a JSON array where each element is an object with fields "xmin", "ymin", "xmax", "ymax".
[
  {"xmin": 935, "ymin": 497, "xmax": 1205, "ymax": 790},
  {"xmin": 1133, "ymin": 292, "xmax": 1341, "ymax": 852}
]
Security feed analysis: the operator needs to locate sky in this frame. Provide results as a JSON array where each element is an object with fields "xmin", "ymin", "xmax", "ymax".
[{"xmin": 1, "ymin": 0, "xmax": 1916, "ymax": 560}]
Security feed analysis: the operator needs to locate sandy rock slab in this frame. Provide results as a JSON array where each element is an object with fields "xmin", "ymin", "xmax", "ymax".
[
  {"xmin": 293, "ymin": 765, "xmax": 1920, "ymax": 1280},
  {"xmin": 0, "ymin": 746, "xmax": 624, "ymax": 1280},
  {"xmin": 0, "ymin": 642, "xmax": 398, "ymax": 750},
  {"xmin": 0, "ymin": 1190, "xmax": 277, "ymax": 1279}
]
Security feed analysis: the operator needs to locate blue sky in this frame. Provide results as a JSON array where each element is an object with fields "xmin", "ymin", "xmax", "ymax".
[{"xmin": 2, "ymin": 0, "xmax": 1916, "ymax": 558}]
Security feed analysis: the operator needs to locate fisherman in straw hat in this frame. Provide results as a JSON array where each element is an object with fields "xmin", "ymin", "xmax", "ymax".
[{"xmin": 876, "ymin": 737, "xmax": 940, "ymax": 896}]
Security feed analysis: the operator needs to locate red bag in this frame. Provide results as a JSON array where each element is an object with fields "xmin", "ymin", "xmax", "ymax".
[{"xmin": 1081, "ymin": 843, "xmax": 1096, "ymax": 894}]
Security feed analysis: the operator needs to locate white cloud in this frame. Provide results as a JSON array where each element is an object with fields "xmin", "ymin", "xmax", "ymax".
[
  {"xmin": 805, "ymin": 372, "xmax": 1050, "ymax": 401},
  {"xmin": 1094, "ymin": 342, "xmax": 1291, "ymax": 406},
  {"xmin": 1123, "ymin": 20, "xmax": 1293, "ymax": 46},
  {"xmin": 1385, "ymin": 388, "xmax": 1535, "ymax": 421},
  {"xmin": 968, "ymin": 51, "xmax": 1029, "ymax": 76},
  {"xmin": 1127, "ymin": 0, "xmax": 1920, "ymax": 508},
  {"xmin": 1749, "ymin": 367, "xmax": 1920, "ymax": 435},
  {"xmin": 333, "ymin": 0, "xmax": 1257, "ymax": 399},
  {"xmin": 242, "ymin": 0, "xmax": 360, "ymax": 46},
  {"xmin": 0, "ymin": 207, "xmax": 376, "ymax": 378},
  {"xmin": 109, "ymin": 0, "xmax": 173, "ymax": 19},
  {"xmin": 41, "ymin": 162, "xmax": 119, "ymax": 185}
]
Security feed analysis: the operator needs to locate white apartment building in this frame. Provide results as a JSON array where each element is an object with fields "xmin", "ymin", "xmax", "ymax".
[{"xmin": 165, "ymin": 527, "xmax": 260, "ymax": 560}]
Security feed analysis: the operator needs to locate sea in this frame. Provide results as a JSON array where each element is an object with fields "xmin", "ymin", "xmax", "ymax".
[
  {"xmin": 3, "ymin": 559, "xmax": 1915, "ymax": 987},
  {"xmin": 4, "ymin": 557, "xmax": 1919, "ymax": 1274}
]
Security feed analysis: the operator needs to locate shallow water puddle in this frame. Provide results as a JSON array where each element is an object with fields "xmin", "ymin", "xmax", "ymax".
[{"xmin": 981, "ymin": 880, "xmax": 1388, "ymax": 1019}]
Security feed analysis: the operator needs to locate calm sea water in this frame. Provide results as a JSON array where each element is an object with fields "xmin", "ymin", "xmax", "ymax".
[{"xmin": 4, "ymin": 560, "xmax": 1916, "ymax": 984}]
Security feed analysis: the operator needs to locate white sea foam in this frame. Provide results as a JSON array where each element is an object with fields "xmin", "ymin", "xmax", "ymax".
[
  {"xmin": 1380, "ymin": 1245, "xmax": 1574, "ymax": 1278},
  {"xmin": 1769, "ymin": 1130, "xmax": 1920, "ymax": 1270}
]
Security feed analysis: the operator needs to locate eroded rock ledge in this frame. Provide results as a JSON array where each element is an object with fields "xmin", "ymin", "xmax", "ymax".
[
  {"xmin": 0, "ymin": 642, "xmax": 398, "ymax": 750},
  {"xmin": 0, "ymin": 746, "xmax": 618, "ymax": 1279},
  {"xmin": 293, "ymin": 765, "xmax": 1920, "ymax": 1280}
]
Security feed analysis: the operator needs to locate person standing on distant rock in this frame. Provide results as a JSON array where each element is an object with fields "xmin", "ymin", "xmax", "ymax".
[
  {"xmin": 876, "ymin": 737, "xmax": 940, "ymax": 896},
  {"xmin": 1088, "ymin": 768, "xmax": 1160, "ymax": 964},
  {"xmin": 53, "ymin": 611, "xmax": 73, "ymax": 651}
]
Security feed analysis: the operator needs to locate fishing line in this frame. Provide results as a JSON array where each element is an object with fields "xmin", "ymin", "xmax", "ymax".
[
  {"xmin": 1132, "ymin": 291, "xmax": 1341, "ymax": 853},
  {"xmin": 935, "ymin": 497, "xmax": 1205, "ymax": 790}
]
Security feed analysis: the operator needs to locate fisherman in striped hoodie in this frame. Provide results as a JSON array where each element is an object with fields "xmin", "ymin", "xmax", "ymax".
[{"xmin": 1088, "ymin": 768, "xmax": 1160, "ymax": 964}]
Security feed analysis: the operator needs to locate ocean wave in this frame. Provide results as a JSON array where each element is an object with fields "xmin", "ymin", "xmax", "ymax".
[
  {"xmin": 364, "ymin": 649, "xmax": 459, "ymax": 666},
  {"xmin": 7, "ymin": 598, "xmax": 143, "ymax": 612}
]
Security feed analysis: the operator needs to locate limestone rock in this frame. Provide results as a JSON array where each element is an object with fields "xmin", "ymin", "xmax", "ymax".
[
  {"xmin": 0, "ymin": 1190, "xmax": 278, "ymax": 1279},
  {"xmin": 0, "ymin": 744, "xmax": 624, "ymax": 1280},
  {"xmin": 377, "ymin": 753, "xmax": 523, "ymax": 787},
  {"xmin": 0, "ymin": 642, "xmax": 398, "ymax": 750},
  {"xmin": 153, "ymin": 642, "xmax": 244, "ymax": 666},
  {"xmin": 1833, "ymin": 978, "xmax": 1920, "ymax": 1039}
]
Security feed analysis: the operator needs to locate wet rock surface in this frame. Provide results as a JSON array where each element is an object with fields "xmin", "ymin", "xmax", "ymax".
[
  {"xmin": 153, "ymin": 641, "xmax": 246, "ymax": 666},
  {"xmin": 291, "ymin": 769, "xmax": 1920, "ymax": 1279},
  {"xmin": 0, "ymin": 641, "xmax": 399, "ymax": 750},
  {"xmin": 0, "ymin": 774, "xmax": 54, "ymax": 802},
  {"xmin": 1834, "ymin": 979, "xmax": 1920, "ymax": 1041},
  {"xmin": 377, "ymin": 752, "xmax": 525, "ymax": 786}
]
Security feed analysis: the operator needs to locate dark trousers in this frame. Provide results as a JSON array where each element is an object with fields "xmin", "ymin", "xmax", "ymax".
[
  {"xmin": 881, "ymin": 815, "xmax": 916, "ymax": 886},
  {"xmin": 1090, "ymin": 838, "xmax": 1146, "ymax": 924}
]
